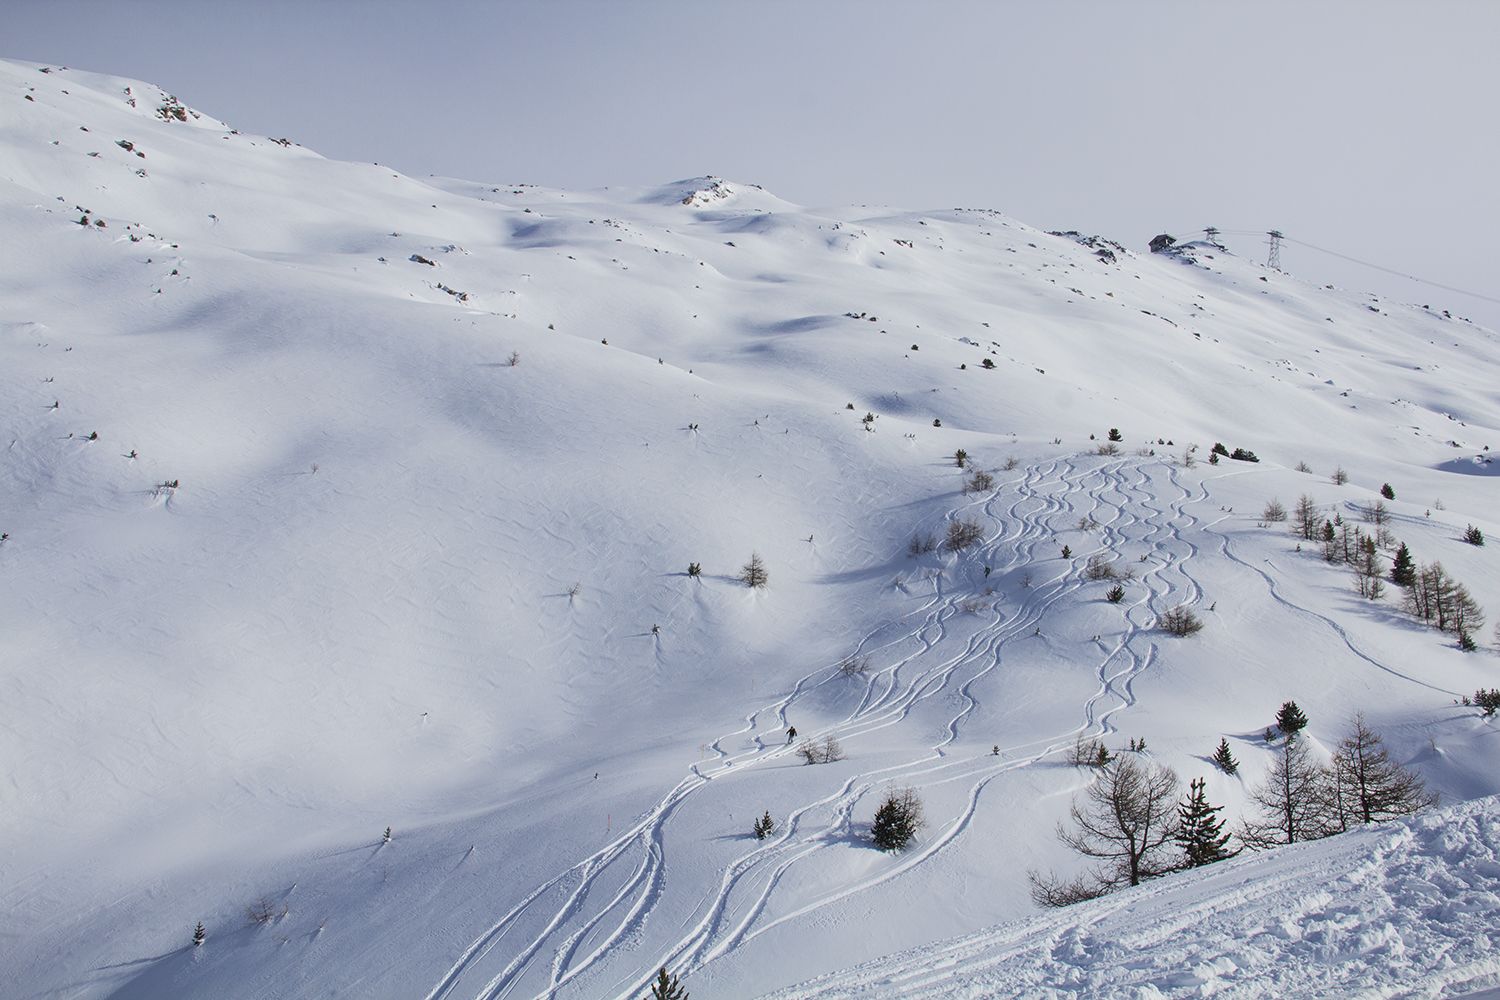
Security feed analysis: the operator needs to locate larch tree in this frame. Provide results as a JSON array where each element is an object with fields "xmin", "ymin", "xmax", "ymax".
[
  {"xmin": 1330, "ymin": 713, "xmax": 1436, "ymax": 827},
  {"xmin": 1242, "ymin": 733, "xmax": 1334, "ymax": 848}
]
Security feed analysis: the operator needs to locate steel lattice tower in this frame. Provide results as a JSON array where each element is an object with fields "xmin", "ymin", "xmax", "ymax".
[{"xmin": 1267, "ymin": 230, "xmax": 1283, "ymax": 271}]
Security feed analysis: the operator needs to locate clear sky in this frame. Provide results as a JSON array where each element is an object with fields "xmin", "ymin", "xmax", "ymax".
[{"xmin": 9, "ymin": 0, "xmax": 1499, "ymax": 328}]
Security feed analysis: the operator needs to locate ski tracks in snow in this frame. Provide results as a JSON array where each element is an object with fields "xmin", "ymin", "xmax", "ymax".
[{"xmin": 419, "ymin": 457, "xmax": 1239, "ymax": 1000}]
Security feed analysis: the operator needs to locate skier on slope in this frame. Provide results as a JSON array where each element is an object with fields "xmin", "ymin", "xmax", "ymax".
[{"xmin": 786, "ymin": 725, "xmax": 797, "ymax": 743}]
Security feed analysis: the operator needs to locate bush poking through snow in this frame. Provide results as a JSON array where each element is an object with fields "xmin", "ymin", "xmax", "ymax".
[
  {"xmin": 739, "ymin": 552, "xmax": 768, "ymax": 588},
  {"xmin": 1475, "ymin": 689, "xmax": 1500, "ymax": 717},
  {"xmin": 962, "ymin": 469, "xmax": 995, "ymax": 493},
  {"xmin": 944, "ymin": 518, "xmax": 984, "ymax": 552},
  {"xmin": 244, "ymin": 895, "xmax": 286, "ymax": 926},
  {"xmin": 1106, "ymin": 584, "xmax": 1125, "ymax": 603},
  {"xmin": 687, "ymin": 562, "xmax": 701, "ymax": 577},
  {"xmin": 954, "ymin": 448, "xmax": 968, "ymax": 468},
  {"xmin": 797, "ymin": 735, "xmax": 845, "ymax": 765},
  {"xmin": 870, "ymin": 787, "xmax": 925, "ymax": 851},
  {"xmin": 1084, "ymin": 554, "xmax": 1131, "ymax": 581},
  {"xmin": 1157, "ymin": 605, "xmax": 1203, "ymax": 636},
  {"xmin": 1463, "ymin": 524, "xmax": 1485, "ymax": 546},
  {"xmin": 838, "ymin": 654, "xmax": 870, "ymax": 677},
  {"xmin": 192, "ymin": 922, "xmax": 206, "ymax": 947},
  {"xmin": 1069, "ymin": 734, "xmax": 1113, "ymax": 768},
  {"xmin": 752, "ymin": 810, "xmax": 775, "ymax": 840},
  {"xmin": 1381, "ymin": 483, "xmax": 1396, "ymax": 499}
]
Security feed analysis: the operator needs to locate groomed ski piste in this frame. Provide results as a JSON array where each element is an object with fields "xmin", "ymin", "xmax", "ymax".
[{"xmin": 1, "ymin": 59, "xmax": 1498, "ymax": 1000}]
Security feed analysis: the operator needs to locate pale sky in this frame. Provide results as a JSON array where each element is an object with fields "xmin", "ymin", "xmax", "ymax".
[{"xmin": 9, "ymin": 0, "xmax": 1499, "ymax": 328}]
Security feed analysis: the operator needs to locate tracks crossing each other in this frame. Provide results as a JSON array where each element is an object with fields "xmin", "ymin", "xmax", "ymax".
[{"xmin": 422, "ymin": 457, "xmax": 1228, "ymax": 1000}]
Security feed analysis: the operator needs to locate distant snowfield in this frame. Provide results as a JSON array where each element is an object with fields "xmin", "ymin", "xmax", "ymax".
[{"xmin": 1, "ymin": 59, "xmax": 1497, "ymax": 1000}]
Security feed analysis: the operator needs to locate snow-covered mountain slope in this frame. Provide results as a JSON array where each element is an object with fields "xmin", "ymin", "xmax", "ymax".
[{"xmin": 1, "ymin": 58, "xmax": 1497, "ymax": 1000}]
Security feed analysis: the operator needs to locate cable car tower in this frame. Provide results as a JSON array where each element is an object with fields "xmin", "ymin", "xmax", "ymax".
[{"xmin": 1267, "ymin": 230, "xmax": 1284, "ymax": 271}]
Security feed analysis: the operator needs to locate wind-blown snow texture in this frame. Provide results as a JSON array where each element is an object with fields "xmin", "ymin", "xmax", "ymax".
[{"xmin": 1, "ymin": 59, "xmax": 1497, "ymax": 1000}]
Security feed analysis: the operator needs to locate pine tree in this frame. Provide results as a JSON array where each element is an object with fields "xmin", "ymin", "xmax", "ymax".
[
  {"xmin": 192, "ymin": 921, "xmax": 206, "ymax": 947},
  {"xmin": 1212, "ymin": 738, "xmax": 1238, "ymax": 774},
  {"xmin": 871, "ymin": 787, "xmax": 925, "ymax": 851},
  {"xmin": 1380, "ymin": 483, "xmax": 1395, "ymax": 500},
  {"xmin": 1176, "ymin": 778, "xmax": 1238, "ymax": 867},
  {"xmin": 649, "ymin": 967, "xmax": 688, "ymax": 1000},
  {"xmin": 752, "ymin": 810, "xmax": 775, "ymax": 840},
  {"xmin": 1276, "ymin": 701, "xmax": 1308, "ymax": 738},
  {"xmin": 1391, "ymin": 542, "xmax": 1415, "ymax": 587}
]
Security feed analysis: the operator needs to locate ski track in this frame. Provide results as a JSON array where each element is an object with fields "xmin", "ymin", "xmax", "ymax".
[{"xmin": 419, "ymin": 455, "xmax": 1434, "ymax": 1000}]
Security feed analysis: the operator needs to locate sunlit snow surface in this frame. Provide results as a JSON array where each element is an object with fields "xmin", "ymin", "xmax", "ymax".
[{"xmin": 1, "ymin": 59, "xmax": 1498, "ymax": 1000}]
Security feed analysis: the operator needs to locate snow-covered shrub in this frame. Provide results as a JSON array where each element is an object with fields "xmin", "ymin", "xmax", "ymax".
[
  {"xmin": 962, "ymin": 469, "xmax": 994, "ymax": 494},
  {"xmin": 944, "ymin": 518, "xmax": 984, "ymax": 552},
  {"xmin": 906, "ymin": 532, "xmax": 936, "ymax": 557},
  {"xmin": 838, "ymin": 654, "xmax": 870, "ymax": 677},
  {"xmin": 1157, "ymin": 605, "xmax": 1203, "ymax": 636}
]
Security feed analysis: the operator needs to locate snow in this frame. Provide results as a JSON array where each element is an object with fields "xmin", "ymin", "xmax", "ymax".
[
  {"xmin": 760, "ymin": 797, "xmax": 1500, "ymax": 999},
  {"xmin": 1, "ymin": 58, "xmax": 1498, "ymax": 1000}
]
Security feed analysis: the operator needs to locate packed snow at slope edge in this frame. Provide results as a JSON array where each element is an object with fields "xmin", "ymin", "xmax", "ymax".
[
  {"xmin": 1, "ymin": 57, "xmax": 1499, "ymax": 1000},
  {"xmin": 759, "ymin": 794, "xmax": 1500, "ymax": 1000}
]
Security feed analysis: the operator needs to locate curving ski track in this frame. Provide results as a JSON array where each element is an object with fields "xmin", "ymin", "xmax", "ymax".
[{"xmin": 421, "ymin": 456, "xmax": 1432, "ymax": 1000}]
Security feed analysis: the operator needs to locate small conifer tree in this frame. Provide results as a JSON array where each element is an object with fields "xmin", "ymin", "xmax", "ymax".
[
  {"xmin": 1380, "ymin": 483, "xmax": 1395, "ymax": 500},
  {"xmin": 1463, "ymin": 524, "xmax": 1485, "ymax": 546},
  {"xmin": 752, "ymin": 810, "xmax": 775, "ymax": 840},
  {"xmin": 1175, "ymin": 778, "xmax": 1238, "ymax": 868},
  {"xmin": 1276, "ymin": 701, "xmax": 1308, "ymax": 738},
  {"xmin": 649, "ymin": 966, "xmax": 688, "ymax": 1000},
  {"xmin": 1212, "ymin": 738, "xmax": 1238, "ymax": 774},
  {"xmin": 192, "ymin": 921, "xmax": 206, "ymax": 947},
  {"xmin": 1391, "ymin": 543, "xmax": 1415, "ymax": 587},
  {"xmin": 1061, "ymin": 544, "xmax": 1072, "ymax": 559}
]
